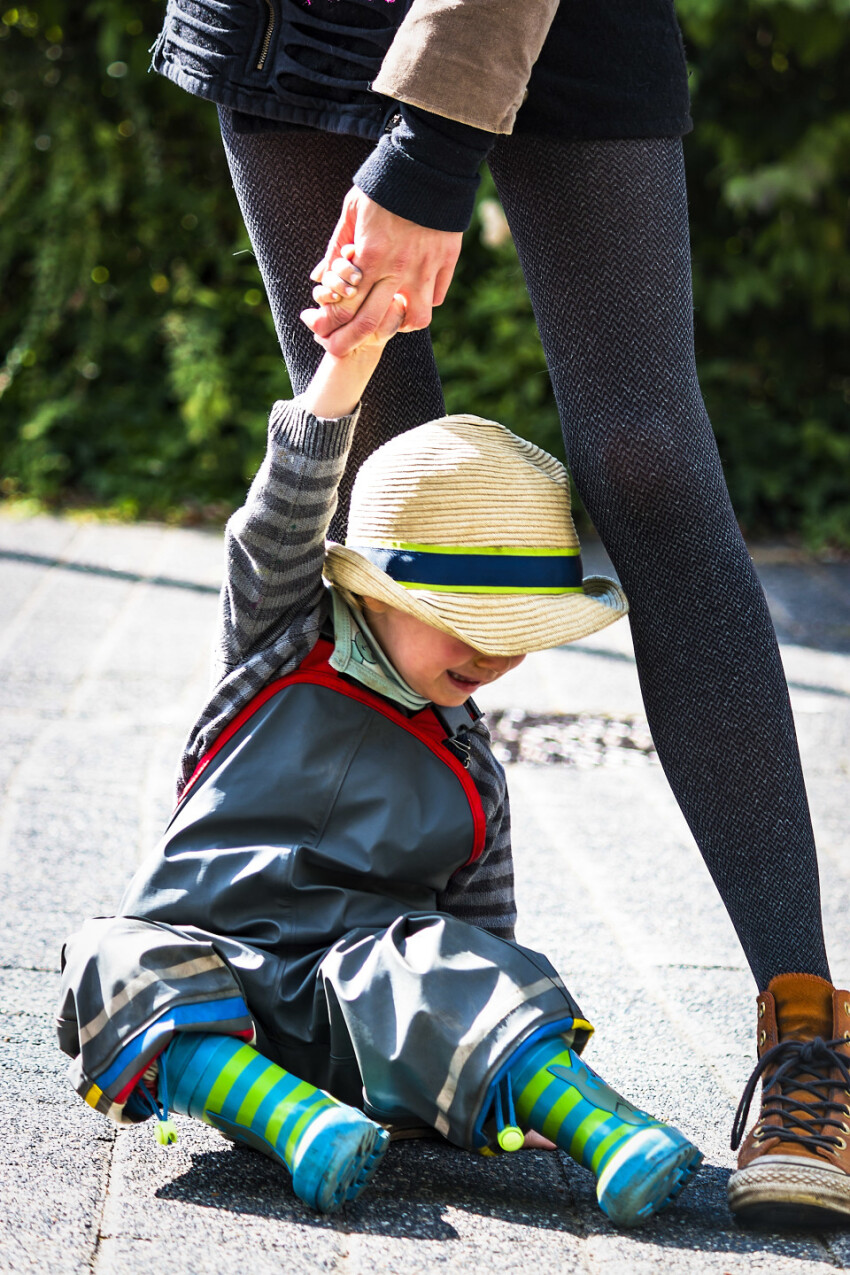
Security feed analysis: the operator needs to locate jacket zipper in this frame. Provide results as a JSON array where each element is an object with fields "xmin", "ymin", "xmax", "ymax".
[{"xmin": 257, "ymin": 0, "xmax": 275, "ymax": 70}]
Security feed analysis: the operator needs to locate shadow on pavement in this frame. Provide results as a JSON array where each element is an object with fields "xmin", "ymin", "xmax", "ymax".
[
  {"xmin": 0, "ymin": 547, "xmax": 220, "ymax": 595},
  {"xmin": 155, "ymin": 1142, "xmax": 838, "ymax": 1261}
]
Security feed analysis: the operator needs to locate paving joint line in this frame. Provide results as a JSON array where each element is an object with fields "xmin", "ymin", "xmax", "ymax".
[
  {"xmin": 551, "ymin": 1150, "xmax": 598, "ymax": 1273},
  {"xmin": 62, "ymin": 529, "xmax": 178, "ymax": 719},
  {"xmin": 89, "ymin": 1124, "xmax": 119, "ymax": 1275},
  {"xmin": 0, "ymin": 718, "xmax": 55, "ymax": 874},
  {"xmin": 513, "ymin": 769, "xmax": 745, "ymax": 1109},
  {"xmin": 0, "ymin": 527, "xmax": 89, "ymax": 663}
]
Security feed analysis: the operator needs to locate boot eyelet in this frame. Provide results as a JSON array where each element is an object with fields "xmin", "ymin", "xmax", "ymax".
[
  {"xmin": 836, "ymin": 1138, "xmax": 847, "ymax": 1151},
  {"xmin": 758, "ymin": 1002, "xmax": 765, "ymax": 1018},
  {"xmin": 844, "ymin": 1031, "xmax": 850, "ymax": 1042},
  {"xmin": 841, "ymin": 1122, "xmax": 850, "ymax": 1134},
  {"xmin": 759, "ymin": 1029, "xmax": 767, "ymax": 1047},
  {"xmin": 844, "ymin": 1001, "xmax": 849, "ymax": 1016}
]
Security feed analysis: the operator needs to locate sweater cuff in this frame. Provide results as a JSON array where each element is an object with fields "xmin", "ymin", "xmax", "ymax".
[
  {"xmin": 269, "ymin": 397, "xmax": 360, "ymax": 461},
  {"xmin": 353, "ymin": 104, "xmax": 495, "ymax": 232}
]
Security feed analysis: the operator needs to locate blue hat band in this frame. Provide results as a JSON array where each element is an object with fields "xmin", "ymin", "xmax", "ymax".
[{"xmin": 347, "ymin": 543, "xmax": 584, "ymax": 595}]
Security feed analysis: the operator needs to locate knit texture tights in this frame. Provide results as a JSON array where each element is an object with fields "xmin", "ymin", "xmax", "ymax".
[{"xmin": 219, "ymin": 112, "xmax": 829, "ymax": 991}]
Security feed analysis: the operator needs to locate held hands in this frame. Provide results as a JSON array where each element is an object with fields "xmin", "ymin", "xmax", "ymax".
[
  {"xmin": 306, "ymin": 245, "xmax": 367, "ymax": 328},
  {"xmin": 300, "ymin": 188, "xmax": 462, "ymax": 357},
  {"xmin": 311, "ymin": 246, "xmax": 407, "ymax": 352},
  {"xmin": 299, "ymin": 248, "xmax": 406, "ymax": 421}
]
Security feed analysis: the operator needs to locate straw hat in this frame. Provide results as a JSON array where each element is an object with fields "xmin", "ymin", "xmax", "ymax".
[{"xmin": 324, "ymin": 414, "xmax": 628, "ymax": 657}]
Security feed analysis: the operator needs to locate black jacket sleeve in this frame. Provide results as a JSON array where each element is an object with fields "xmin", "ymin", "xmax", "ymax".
[{"xmin": 353, "ymin": 103, "xmax": 496, "ymax": 232}]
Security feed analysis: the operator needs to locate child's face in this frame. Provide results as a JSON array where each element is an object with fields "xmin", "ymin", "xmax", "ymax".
[{"xmin": 361, "ymin": 598, "xmax": 525, "ymax": 707}]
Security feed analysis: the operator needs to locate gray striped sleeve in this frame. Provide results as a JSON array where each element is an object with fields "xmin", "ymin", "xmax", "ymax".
[
  {"xmin": 215, "ymin": 397, "xmax": 358, "ymax": 674},
  {"xmin": 437, "ymin": 721, "xmax": 518, "ymax": 940},
  {"xmin": 178, "ymin": 397, "xmax": 358, "ymax": 796}
]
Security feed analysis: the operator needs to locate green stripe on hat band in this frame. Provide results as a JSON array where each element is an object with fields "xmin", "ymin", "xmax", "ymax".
[
  {"xmin": 347, "ymin": 543, "xmax": 584, "ymax": 591},
  {"xmin": 393, "ymin": 582, "xmax": 584, "ymax": 595},
  {"xmin": 355, "ymin": 540, "xmax": 582, "ymax": 558}
]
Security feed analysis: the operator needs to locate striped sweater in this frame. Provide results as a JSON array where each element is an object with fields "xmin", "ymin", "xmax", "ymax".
[{"xmin": 177, "ymin": 397, "xmax": 518, "ymax": 940}]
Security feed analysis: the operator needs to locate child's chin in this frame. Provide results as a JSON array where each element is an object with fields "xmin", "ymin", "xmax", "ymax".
[{"xmin": 437, "ymin": 678, "xmax": 480, "ymax": 705}]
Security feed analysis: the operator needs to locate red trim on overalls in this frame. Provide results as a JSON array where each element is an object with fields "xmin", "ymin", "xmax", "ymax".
[{"xmin": 179, "ymin": 639, "xmax": 487, "ymax": 865}]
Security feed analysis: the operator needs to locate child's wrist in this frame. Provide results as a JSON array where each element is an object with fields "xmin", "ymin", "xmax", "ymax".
[{"xmin": 301, "ymin": 346, "xmax": 382, "ymax": 420}]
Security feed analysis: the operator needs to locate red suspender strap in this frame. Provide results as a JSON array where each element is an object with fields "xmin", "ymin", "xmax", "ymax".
[{"xmin": 180, "ymin": 639, "xmax": 487, "ymax": 865}]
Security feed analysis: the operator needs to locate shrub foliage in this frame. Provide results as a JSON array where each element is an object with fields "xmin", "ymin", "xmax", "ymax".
[{"xmin": 1, "ymin": 0, "xmax": 848, "ymax": 543}]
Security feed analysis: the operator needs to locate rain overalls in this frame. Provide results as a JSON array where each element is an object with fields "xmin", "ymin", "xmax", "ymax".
[{"xmin": 58, "ymin": 638, "xmax": 589, "ymax": 1149}]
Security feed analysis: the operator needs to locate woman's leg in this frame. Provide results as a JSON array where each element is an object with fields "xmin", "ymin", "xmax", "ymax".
[
  {"xmin": 218, "ymin": 110, "xmax": 446, "ymax": 541},
  {"xmin": 489, "ymin": 135, "xmax": 829, "ymax": 991}
]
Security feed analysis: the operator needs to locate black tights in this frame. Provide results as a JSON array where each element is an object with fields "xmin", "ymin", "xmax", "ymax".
[{"xmin": 219, "ymin": 110, "xmax": 829, "ymax": 991}]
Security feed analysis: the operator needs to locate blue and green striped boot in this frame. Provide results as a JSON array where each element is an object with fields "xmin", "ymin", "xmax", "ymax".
[
  {"xmin": 506, "ymin": 1038, "xmax": 703, "ymax": 1227},
  {"xmin": 143, "ymin": 1033, "xmax": 388, "ymax": 1214}
]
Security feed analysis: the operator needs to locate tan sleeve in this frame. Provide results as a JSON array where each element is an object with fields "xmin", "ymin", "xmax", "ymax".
[{"xmin": 371, "ymin": 0, "xmax": 560, "ymax": 135}]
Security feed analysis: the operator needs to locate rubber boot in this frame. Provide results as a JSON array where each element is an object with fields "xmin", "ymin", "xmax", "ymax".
[
  {"xmin": 506, "ymin": 1037, "xmax": 703, "ymax": 1227},
  {"xmin": 146, "ymin": 1032, "xmax": 388, "ymax": 1214}
]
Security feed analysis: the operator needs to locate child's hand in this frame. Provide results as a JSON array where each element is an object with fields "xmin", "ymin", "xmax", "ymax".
[
  {"xmin": 311, "ymin": 244, "xmax": 362, "ymax": 310},
  {"xmin": 304, "ymin": 245, "xmax": 406, "ymax": 351},
  {"xmin": 299, "ymin": 278, "xmax": 405, "ymax": 419},
  {"xmin": 304, "ymin": 245, "xmax": 406, "ymax": 356}
]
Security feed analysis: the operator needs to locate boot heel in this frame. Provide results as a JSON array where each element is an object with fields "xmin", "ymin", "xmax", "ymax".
[
  {"xmin": 596, "ymin": 1125, "xmax": 703, "ymax": 1227},
  {"xmin": 291, "ymin": 1107, "xmax": 390, "ymax": 1213}
]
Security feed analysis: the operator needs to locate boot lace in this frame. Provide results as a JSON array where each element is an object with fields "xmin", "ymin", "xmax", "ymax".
[
  {"xmin": 731, "ymin": 1035, "xmax": 850, "ymax": 1156},
  {"xmin": 134, "ymin": 1049, "xmax": 178, "ymax": 1146}
]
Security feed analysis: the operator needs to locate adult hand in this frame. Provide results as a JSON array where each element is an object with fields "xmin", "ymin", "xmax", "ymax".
[{"xmin": 300, "ymin": 187, "xmax": 462, "ymax": 357}]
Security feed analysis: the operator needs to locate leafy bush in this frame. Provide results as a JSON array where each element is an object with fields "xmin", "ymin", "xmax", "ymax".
[
  {"xmin": 0, "ymin": 0, "xmax": 848, "ymax": 546},
  {"xmin": 678, "ymin": 0, "xmax": 850, "ymax": 548},
  {"xmin": 0, "ymin": 0, "xmax": 278, "ymax": 519}
]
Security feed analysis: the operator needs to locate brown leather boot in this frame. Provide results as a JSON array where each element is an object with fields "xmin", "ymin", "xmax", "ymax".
[{"xmin": 728, "ymin": 973, "xmax": 850, "ymax": 1227}]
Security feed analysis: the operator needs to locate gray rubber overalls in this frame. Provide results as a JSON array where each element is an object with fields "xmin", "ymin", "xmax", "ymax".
[{"xmin": 58, "ymin": 639, "xmax": 589, "ymax": 1149}]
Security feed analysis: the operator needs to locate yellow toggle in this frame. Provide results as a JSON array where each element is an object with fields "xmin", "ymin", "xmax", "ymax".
[
  {"xmin": 497, "ymin": 1125, "xmax": 524, "ymax": 1153},
  {"xmin": 155, "ymin": 1119, "xmax": 179, "ymax": 1146}
]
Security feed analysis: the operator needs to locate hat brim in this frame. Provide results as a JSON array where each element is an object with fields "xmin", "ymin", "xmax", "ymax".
[{"xmin": 324, "ymin": 542, "xmax": 628, "ymax": 657}]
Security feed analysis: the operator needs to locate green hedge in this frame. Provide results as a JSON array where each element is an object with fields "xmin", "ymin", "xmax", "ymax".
[{"xmin": 1, "ymin": 0, "xmax": 848, "ymax": 545}]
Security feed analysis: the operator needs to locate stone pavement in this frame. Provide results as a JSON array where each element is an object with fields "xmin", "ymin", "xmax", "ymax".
[{"xmin": 0, "ymin": 509, "xmax": 848, "ymax": 1274}]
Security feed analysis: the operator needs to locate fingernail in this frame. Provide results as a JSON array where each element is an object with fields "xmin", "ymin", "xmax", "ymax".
[
  {"xmin": 331, "ymin": 292, "xmax": 341, "ymax": 302},
  {"xmin": 350, "ymin": 270, "xmax": 362, "ymax": 283},
  {"xmin": 344, "ymin": 285, "xmax": 356, "ymax": 296}
]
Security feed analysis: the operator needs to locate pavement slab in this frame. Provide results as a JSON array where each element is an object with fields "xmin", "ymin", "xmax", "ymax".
[{"xmin": 1, "ymin": 510, "xmax": 849, "ymax": 1273}]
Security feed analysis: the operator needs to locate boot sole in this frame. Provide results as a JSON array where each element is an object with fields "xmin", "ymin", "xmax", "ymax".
[
  {"xmin": 209, "ymin": 1110, "xmax": 389, "ymax": 1215},
  {"xmin": 729, "ymin": 1158, "xmax": 850, "ymax": 1228},
  {"xmin": 297, "ymin": 1118, "xmax": 390, "ymax": 1214},
  {"xmin": 596, "ymin": 1126, "xmax": 703, "ymax": 1228}
]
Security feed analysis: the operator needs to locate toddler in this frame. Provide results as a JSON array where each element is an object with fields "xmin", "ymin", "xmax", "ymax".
[{"xmin": 57, "ymin": 267, "xmax": 702, "ymax": 1226}]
